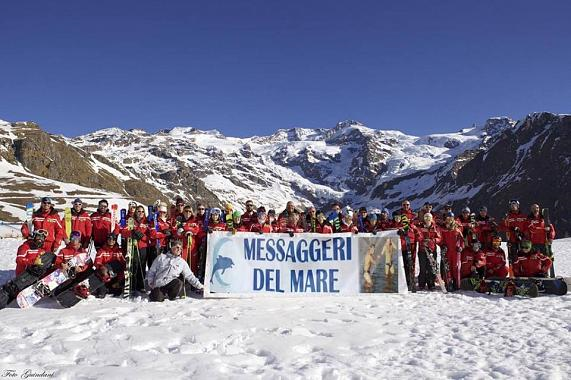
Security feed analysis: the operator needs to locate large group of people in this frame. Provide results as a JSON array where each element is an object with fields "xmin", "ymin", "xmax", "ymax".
[{"xmin": 13, "ymin": 195, "xmax": 556, "ymax": 301}]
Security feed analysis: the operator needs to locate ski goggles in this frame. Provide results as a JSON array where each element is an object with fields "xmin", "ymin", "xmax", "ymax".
[{"xmin": 34, "ymin": 229, "xmax": 48, "ymax": 238}]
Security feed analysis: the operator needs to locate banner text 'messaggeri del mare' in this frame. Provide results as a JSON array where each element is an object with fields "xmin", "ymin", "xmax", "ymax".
[{"xmin": 243, "ymin": 237, "xmax": 352, "ymax": 263}]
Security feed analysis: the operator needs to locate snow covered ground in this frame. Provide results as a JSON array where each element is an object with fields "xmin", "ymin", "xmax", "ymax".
[{"xmin": 0, "ymin": 238, "xmax": 570, "ymax": 379}]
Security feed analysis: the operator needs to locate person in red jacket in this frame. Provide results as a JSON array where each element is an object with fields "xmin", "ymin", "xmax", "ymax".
[
  {"xmin": 415, "ymin": 213, "xmax": 442, "ymax": 290},
  {"xmin": 460, "ymin": 241, "xmax": 486, "ymax": 280},
  {"xmin": 314, "ymin": 211, "xmax": 333, "ymax": 234},
  {"xmin": 207, "ymin": 208, "xmax": 227, "ymax": 232},
  {"xmin": 93, "ymin": 233, "xmax": 126, "ymax": 297},
  {"xmin": 398, "ymin": 200, "xmax": 417, "ymax": 225},
  {"xmin": 475, "ymin": 206, "xmax": 496, "ymax": 248},
  {"xmin": 439, "ymin": 212, "xmax": 464, "ymax": 290},
  {"xmin": 339, "ymin": 207, "xmax": 358, "ymax": 233},
  {"xmin": 21, "ymin": 196, "xmax": 64, "ymax": 253},
  {"xmin": 120, "ymin": 205, "xmax": 150, "ymax": 292},
  {"xmin": 240, "ymin": 200, "xmax": 257, "ymax": 230},
  {"xmin": 169, "ymin": 197, "xmax": 186, "ymax": 226},
  {"xmin": 250, "ymin": 211, "xmax": 274, "ymax": 233},
  {"xmin": 54, "ymin": 231, "xmax": 90, "ymax": 272},
  {"xmin": 172, "ymin": 205, "xmax": 201, "ymax": 273},
  {"xmin": 483, "ymin": 236, "xmax": 508, "ymax": 278},
  {"xmin": 15, "ymin": 230, "xmax": 48, "ymax": 276},
  {"xmin": 376, "ymin": 208, "xmax": 393, "ymax": 231},
  {"xmin": 151, "ymin": 204, "xmax": 172, "ymax": 256},
  {"xmin": 394, "ymin": 214, "xmax": 418, "ymax": 291},
  {"xmin": 67, "ymin": 198, "xmax": 92, "ymax": 248},
  {"xmin": 279, "ymin": 211, "xmax": 305, "ymax": 235},
  {"xmin": 364, "ymin": 213, "xmax": 379, "ymax": 233},
  {"xmin": 513, "ymin": 240, "xmax": 552, "ymax": 277},
  {"xmin": 90, "ymin": 199, "xmax": 119, "ymax": 249},
  {"xmin": 499, "ymin": 199, "xmax": 529, "ymax": 267},
  {"xmin": 527, "ymin": 204, "xmax": 556, "ymax": 254}
]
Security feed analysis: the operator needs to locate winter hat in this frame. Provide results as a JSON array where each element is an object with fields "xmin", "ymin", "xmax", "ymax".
[
  {"xmin": 72, "ymin": 198, "xmax": 82, "ymax": 205},
  {"xmin": 41, "ymin": 196, "xmax": 52, "ymax": 204},
  {"xmin": 70, "ymin": 231, "xmax": 82, "ymax": 241},
  {"xmin": 462, "ymin": 207, "xmax": 471, "ymax": 213},
  {"xmin": 479, "ymin": 206, "xmax": 488, "ymax": 212},
  {"xmin": 445, "ymin": 211, "xmax": 455, "ymax": 218}
]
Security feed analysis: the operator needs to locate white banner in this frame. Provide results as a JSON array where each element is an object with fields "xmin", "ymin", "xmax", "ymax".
[{"xmin": 204, "ymin": 231, "xmax": 407, "ymax": 297}]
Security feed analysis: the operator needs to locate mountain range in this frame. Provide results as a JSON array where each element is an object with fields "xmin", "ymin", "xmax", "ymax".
[{"xmin": 0, "ymin": 112, "xmax": 569, "ymax": 236}]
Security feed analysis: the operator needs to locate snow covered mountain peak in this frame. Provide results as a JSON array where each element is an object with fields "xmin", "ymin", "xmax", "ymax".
[{"xmin": 1, "ymin": 112, "xmax": 569, "ymax": 235}]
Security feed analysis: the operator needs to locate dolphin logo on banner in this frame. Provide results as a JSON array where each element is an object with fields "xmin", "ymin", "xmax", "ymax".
[{"xmin": 211, "ymin": 238, "xmax": 235, "ymax": 287}]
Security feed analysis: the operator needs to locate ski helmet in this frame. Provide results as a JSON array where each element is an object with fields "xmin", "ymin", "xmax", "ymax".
[{"xmin": 520, "ymin": 240, "xmax": 532, "ymax": 251}]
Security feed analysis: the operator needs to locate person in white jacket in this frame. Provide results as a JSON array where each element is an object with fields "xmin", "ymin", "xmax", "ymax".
[{"xmin": 146, "ymin": 239, "xmax": 204, "ymax": 302}]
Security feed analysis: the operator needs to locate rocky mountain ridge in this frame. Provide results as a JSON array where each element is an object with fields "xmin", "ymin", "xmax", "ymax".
[{"xmin": 1, "ymin": 113, "xmax": 569, "ymax": 235}]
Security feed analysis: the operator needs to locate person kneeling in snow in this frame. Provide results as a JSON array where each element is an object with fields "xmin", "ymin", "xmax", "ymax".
[{"xmin": 146, "ymin": 239, "xmax": 203, "ymax": 302}]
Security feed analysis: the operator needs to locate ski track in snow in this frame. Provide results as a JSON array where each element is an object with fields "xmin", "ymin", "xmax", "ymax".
[{"xmin": 1, "ymin": 238, "xmax": 570, "ymax": 379}]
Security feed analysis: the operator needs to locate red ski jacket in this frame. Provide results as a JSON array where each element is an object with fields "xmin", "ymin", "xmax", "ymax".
[
  {"xmin": 499, "ymin": 211, "xmax": 529, "ymax": 243},
  {"xmin": 460, "ymin": 247, "xmax": 486, "ymax": 278},
  {"xmin": 527, "ymin": 215, "xmax": 556, "ymax": 245},
  {"xmin": 120, "ymin": 217, "xmax": 150, "ymax": 250},
  {"xmin": 15, "ymin": 240, "xmax": 47, "ymax": 276},
  {"xmin": 483, "ymin": 248, "xmax": 508, "ymax": 278},
  {"xmin": 69, "ymin": 209, "xmax": 93, "ymax": 247},
  {"xmin": 95, "ymin": 244, "xmax": 126, "ymax": 280},
  {"xmin": 91, "ymin": 211, "xmax": 119, "ymax": 247},
  {"xmin": 54, "ymin": 244, "xmax": 88, "ymax": 270},
  {"xmin": 513, "ymin": 251, "xmax": 552, "ymax": 277},
  {"xmin": 21, "ymin": 208, "xmax": 64, "ymax": 252},
  {"xmin": 415, "ymin": 223, "xmax": 442, "ymax": 252}
]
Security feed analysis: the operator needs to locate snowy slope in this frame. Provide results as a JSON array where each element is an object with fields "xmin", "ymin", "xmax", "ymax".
[{"xmin": 0, "ymin": 238, "xmax": 570, "ymax": 379}]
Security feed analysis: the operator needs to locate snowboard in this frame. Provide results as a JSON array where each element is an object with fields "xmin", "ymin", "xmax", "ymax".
[
  {"xmin": 502, "ymin": 276, "xmax": 568, "ymax": 296},
  {"xmin": 0, "ymin": 253, "xmax": 56, "ymax": 309},
  {"xmin": 64, "ymin": 207, "xmax": 72, "ymax": 239},
  {"xmin": 16, "ymin": 252, "xmax": 91, "ymax": 308},
  {"xmin": 461, "ymin": 277, "xmax": 539, "ymax": 298},
  {"xmin": 55, "ymin": 261, "xmax": 123, "ymax": 308}
]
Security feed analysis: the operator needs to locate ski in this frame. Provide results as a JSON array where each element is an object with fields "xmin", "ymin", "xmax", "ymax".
[
  {"xmin": 542, "ymin": 208, "xmax": 555, "ymax": 278},
  {"xmin": 64, "ymin": 207, "xmax": 72, "ymax": 239}
]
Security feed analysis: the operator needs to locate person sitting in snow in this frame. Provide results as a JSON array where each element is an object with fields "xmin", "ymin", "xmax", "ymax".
[
  {"xmin": 512, "ymin": 240, "xmax": 552, "ymax": 277},
  {"xmin": 146, "ymin": 239, "xmax": 203, "ymax": 302},
  {"xmin": 483, "ymin": 236, "xmax": 508, "ymax": 278}
]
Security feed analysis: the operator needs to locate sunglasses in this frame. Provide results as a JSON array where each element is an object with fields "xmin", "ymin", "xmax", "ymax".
[{"xmin": 42, "ymin": 201, "xmax": 51, "ymax": 205}]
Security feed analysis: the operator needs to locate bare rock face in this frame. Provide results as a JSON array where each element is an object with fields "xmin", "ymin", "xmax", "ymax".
[{"xmin": 10, "ymin": 122, "xmax": 125, "ymax": 194}]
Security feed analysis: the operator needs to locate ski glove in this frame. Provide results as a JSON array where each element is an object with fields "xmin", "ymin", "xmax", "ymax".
[
  {"xmin": 163, "ymin": 229, "xmax": 172, "ymax": 237},
  {"xmin": 132, "ymin": 230, "xmax": 144, "ymax": 240}
]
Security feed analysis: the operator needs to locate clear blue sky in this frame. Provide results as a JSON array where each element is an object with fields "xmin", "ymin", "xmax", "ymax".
[{"xmin": 1, "ymin": 1, "xmax": 570, "ymax": 138}]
